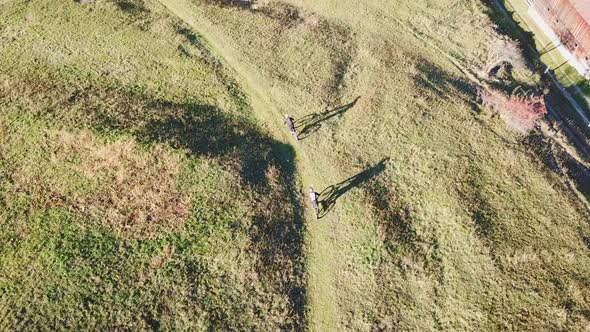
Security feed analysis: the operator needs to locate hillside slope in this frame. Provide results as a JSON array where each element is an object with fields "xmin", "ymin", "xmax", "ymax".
[
  {"xmin": 0, "ymin": 1, "xmax": 305, "ymax": 330},
  {"xmin": 1, "ymin": 0, "xmax": 590, "ymax": 331},
  {"xmin": 168, "ymin": 0, "xmax": 590, "ymax": 330}
]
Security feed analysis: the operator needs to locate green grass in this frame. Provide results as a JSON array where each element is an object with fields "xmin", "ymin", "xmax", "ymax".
[
  {"xmin": 0, "ymin": 1, "xmax": 304, "ymax": 330},
  {"xmin": 174, "ymin": 0, "xmax": 590, "ymax": 330},
  {"xmin": 1, "ymin": 0, "xmax": 590, "ymax": 331}
]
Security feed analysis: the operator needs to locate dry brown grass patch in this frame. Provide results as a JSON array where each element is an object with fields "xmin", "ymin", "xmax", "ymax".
[{"xmin": 50, "ymin": 129, "xmax": 191, "ymax": 237}]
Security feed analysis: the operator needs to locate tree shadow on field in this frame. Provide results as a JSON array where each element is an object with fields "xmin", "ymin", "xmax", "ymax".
[
  {"xmin": 317, "ymin": 158, "xmax": 389, "ymax": 218},
  {"xmin": 295, "ymin": 96, "xmax": 360, "ymax": 140},
  {"xmin": 72, "ymin": 90, "xmax": 308, "ymax": 330},
  {"xmin": 91, "ymin": 100, "xmax": 270, "ymax": 186},
  {"xmin": 144, "ymin": 103, "xmax": 278, "ymax": 186},
  {"xmin": 561, "ymin": 155, "xmax": 590, "ymax": 199},
  {"xmin": 413, "ymin": 61, "xmax": 479, "ymax": 112},
  {"xmin": 5, "ymin": 68, "xmax": 309, "ymax": 329},
  {"xmin": 113, "ymin": 0, "xmax": 150, "ymax": 17}
]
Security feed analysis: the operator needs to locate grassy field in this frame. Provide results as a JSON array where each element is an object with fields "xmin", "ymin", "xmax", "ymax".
[
  {"xmin": 0, "ymin": 1, "xmax": 305, "ymax": 330},
  {"xmin": 1, "ymin": 0, "xmax": 590, "ymax": 331}
]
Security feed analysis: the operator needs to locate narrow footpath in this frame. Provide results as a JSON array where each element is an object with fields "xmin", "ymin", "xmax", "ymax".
[{"xmin": 154, "ymin": 0, "xmax": 343, "ymax": 330}]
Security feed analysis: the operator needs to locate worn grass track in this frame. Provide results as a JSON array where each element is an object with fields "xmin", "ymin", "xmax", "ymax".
[
  {"xmin": 4, "ymin": 0, "xmax": 590, "ymax": 330},
  {"xmin": 154, "ymin": 0, "xmax": 590, "ymax": 330},
  {"xmin": 153, "ymin": 0, "xmax": 343, "ymax": 330},
  {"xmin": 0, "ymin": 1, "xmax": 308, "ymax": 330}
]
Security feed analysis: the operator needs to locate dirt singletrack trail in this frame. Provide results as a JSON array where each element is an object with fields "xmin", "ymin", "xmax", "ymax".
[{"xmin": 153, "ymin": 0, "xmax": 343, "ymax": 330}]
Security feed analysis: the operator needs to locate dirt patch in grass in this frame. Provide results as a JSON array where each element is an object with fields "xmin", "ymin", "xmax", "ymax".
[
  {"xmin": 259, "ymin": 2, "xmax": 304, "ymax": 28},
  {"xmin": 197, "ymin": 0, "xmax": 255, "ymax": 9}
]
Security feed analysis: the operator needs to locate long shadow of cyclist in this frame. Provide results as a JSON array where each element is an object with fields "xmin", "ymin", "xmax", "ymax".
[
  {"xmin": 295, "ymin": 96, "xmax": 360, "ymax": 140},
  {"xmin": 317, "ymin": 157, "xmax": 390, "ymax": 218}
]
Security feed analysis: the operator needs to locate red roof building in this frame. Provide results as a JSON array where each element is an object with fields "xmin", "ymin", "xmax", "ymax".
[{"xmin": 526, "ymin": 0, "xmax": 590, "ymax": 77}]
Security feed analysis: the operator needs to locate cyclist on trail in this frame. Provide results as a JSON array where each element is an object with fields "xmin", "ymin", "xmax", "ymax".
[
  {"xmin": 285, "ymin": 114, "xmax": 298, "ymax": 141},
  {"xmin": 309, "ymin": 186, "xmax": 320, "ymax": 218}
]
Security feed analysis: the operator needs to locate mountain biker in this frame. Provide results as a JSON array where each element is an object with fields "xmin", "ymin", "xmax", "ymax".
[
  {"xmin": 285, "ymin": 114, "xmax": 298, "ymax": 140},
  {"xmin": 309, "ymin": 186, "xmax": 319, "ymax": 218}
]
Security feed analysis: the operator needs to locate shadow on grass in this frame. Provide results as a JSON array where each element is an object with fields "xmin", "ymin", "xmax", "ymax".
[
  {"xmin": 415, "ymin": 62, "xmax": 476, "ymax": 97},
  {"xmin": 76, "ymin": 91, "xmax": 308, "ymax": 330},
  {"xmin": 295, "ymin": 96, "xmax": 360, "ymax": 140},
  {"xmin": 112, "ymin": 0, "xmax": 150, "ymax": 16},
  {"xmin": 562, "ymin": 156, "xmax": 590, "ymax": 199},
  {"xmin": 317, "ymin": 158, "xmax": 389, "ymax": 218},
  {"xmin": 413, "ymin": 61, "xmax": 480, "ymax": 113},
  {"xmin": 139, "ymin": 102, "xmax": 276, "ymax": 186},
  {"xmin": 2, "ymin": 68, "xmax": 313, "ymax": 328},
  {"xmin": 526, "ymin": 131, "xmax": 590, "ymax": 204}
]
